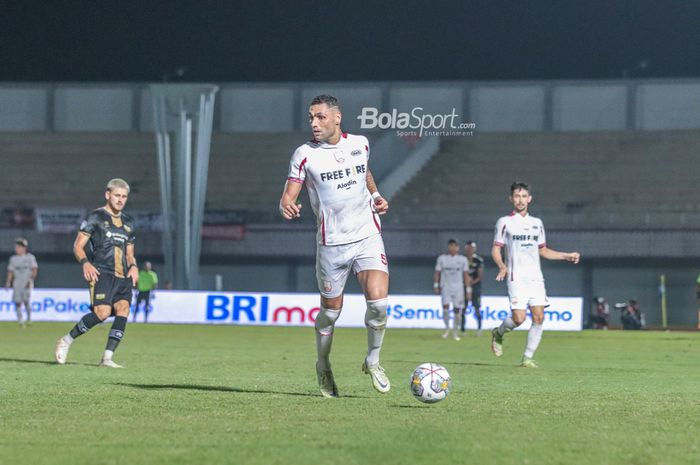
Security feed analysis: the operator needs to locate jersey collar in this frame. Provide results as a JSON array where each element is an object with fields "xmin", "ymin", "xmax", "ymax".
[{"xmin": 100, "ymin": 206, "xmax": 122, "ymax": 217}]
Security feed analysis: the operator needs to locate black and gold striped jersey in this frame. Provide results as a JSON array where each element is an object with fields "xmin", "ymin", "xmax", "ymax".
[{"xmin": 79, "ymin": 207, "xmax": 136, "ymax": 278}]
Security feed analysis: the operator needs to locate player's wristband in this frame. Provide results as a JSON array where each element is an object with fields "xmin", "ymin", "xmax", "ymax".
[
  {"xmin": 433, "ymin": 282, "xmax": 439, "ymax": 289},
  {"xmin": 128, "ymin": 264, "xmax": 137, "ymax": 271},
  {"xmin": 371, "ymin": 192, "xmax": 382, "ymax": 201},
  {"xmin": 79, "ymin": 258, "xmax": 89, "ymax": 265}
]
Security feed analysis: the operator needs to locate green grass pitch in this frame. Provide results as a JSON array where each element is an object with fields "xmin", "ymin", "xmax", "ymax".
[{"xmin": 0, "ymin": 322, "xmax": 698, "ymax": 465}]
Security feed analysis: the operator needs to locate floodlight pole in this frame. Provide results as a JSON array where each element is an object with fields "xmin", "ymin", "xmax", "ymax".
[{"xmin": 150, "ymin": 84, "xmax": 218, "ymax": 290}]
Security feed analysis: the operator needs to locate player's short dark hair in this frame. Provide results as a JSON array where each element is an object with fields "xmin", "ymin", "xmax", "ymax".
[
  {"xmin": 310, "ymin": 94, "xmax": 340, "ymax": 110},
  {"xmin": 510, "ymin": 181, "xmax": 530, "ymax": 195},
  {"xmin": 448, "ymin": 239, "xmax": 458, "ymax": 245},
  {"xmin": 465, "ymin": 240, "xmax": 476, "ymax": 247}
]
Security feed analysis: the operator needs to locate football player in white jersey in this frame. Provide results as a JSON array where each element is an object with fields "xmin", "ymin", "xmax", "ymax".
[
  {"xmin": 279, "ymin": 94, "xmax": 390, "ymax": 397},
  {"xmin": 433, "ymin": 239, "xmax": 470, "ymax": 340},
  {"xmin": 490, "ymin": 182, "xmax": 580, "ymax": 367}
]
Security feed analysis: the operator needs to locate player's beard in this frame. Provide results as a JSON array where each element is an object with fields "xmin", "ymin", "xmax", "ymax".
[
  {"xmin": 314, "ymin": 125, "xmax": 340, "ymax": 143},
  {"xmin": 108, "ymin": 199, "xmax": 125, "ymax": 214},
  {"xmin": 314, "ymin": 128, "xmax": 332, "ymax": 142}
]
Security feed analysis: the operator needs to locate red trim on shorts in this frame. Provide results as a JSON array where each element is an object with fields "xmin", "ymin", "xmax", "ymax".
[
  {"xmin": 287, "ymin": 177, "xmax": 303, "ymax": 184},
  {"xmin": 373, "ymin": 215, "xmax": 381, "ymax": 233},
  {"xmin": 321, "ymin": 213, "xmax": 326, "ymax": 245},
  {"xmin": 538, "ymin": 243, "xmax": 546, "ymax": 249},
  {"xmin": 370, "ymin": 200, "xmax": 381, "ymax": 232},
  {"xmin": 493, "ymin": 241, "xmax": 504, "ymax": 247}
]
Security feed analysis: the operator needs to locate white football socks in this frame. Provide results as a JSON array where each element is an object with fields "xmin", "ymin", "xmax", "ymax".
[
  {"xmin": 496, "ymin": 316, "xmax": 517, "ymax": 336},
  {"xmin": 365, "ymin": 298, "xmax": 388, "ymax": 366},
  {"xmin": 315, "ymin": 307, "xmax": 341, "ymax": 371},
  {"xmin": 442, "ymin": 306, "xmax": 450, "ymax": 329},
  {"xmin": 524, "ymin": 323, "xmax": 544, "ymax": 359},
  {"xmin": 453, "ymin": 309, "xmax": 463, "ymax": 335}
]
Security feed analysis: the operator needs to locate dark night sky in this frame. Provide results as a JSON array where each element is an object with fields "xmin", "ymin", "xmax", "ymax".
[{"xmin": 2, "ymin": 1, "xmax": 700, "ymax": 82}]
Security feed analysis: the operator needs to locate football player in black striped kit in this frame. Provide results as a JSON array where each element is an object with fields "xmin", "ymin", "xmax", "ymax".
[{"xmin": 55, "ymin": 178, "xmax": 138, "ymax": 368}]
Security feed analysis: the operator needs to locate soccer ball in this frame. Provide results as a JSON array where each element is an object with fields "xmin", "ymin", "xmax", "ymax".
[{"xmin": 410, "ymin": 363, "xmax": 451, "ymax": 403}]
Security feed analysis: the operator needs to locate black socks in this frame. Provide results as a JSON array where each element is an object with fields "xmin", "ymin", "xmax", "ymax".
[{"xmin": 69, "ymin": 313, "xmax": 103, "ymax": 339}]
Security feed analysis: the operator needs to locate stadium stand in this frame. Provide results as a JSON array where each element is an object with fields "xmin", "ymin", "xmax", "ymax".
[
  {"xmin": 1, "ymin": 132, "xmax": 158, "ymax": 208},
  {"xmin": 2, "ymin": 129, "xmax": 698, "ymax": 227},
  {"xmin": 389, "ymin": 130, "xmax": 700, "ymax": 227},
  {"xmin": 1, "ymin": 132, "xmax": 308, "ymax": 212}
]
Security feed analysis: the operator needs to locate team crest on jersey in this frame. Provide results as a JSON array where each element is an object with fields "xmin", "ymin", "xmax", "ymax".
[
  {"xmin": 350, "ymin": 149, "xmax": 362, "ymax": 156},
  {"xmin": 333, "ymin": 151, "xmax": 345, "ymax": 163},
  {"xmin": 104, "ymin": 221, "xmax": 110, "ymax": 227}
]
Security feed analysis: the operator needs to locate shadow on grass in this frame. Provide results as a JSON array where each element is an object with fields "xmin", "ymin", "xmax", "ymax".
[
  {"xmin": 0, "ymin": 357, "xmax": 94, "ymax": 367},
  {"xmin": 442, "ymin": 361, "xmax": 511, "ymax": 368},
  {"xmin": 114, "ymin": 382, "xmax": 371, "ymax": 399},
  {"xmin": 388, "ymin": 360, "xmax": 508, "ymax": 368},
  {"xmin": 391, "ymin": 404, "xmax": 432, "ymax": 409}
]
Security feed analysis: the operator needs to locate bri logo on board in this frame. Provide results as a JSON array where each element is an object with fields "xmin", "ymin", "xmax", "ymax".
[{"xmin": 205, "ymin": 294, "xmax": 319, "ymax": 324}]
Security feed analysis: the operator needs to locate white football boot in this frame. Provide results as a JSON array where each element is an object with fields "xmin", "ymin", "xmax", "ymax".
[
  {"xmin": 54, "ymin": 337, "xmax": 71, "ymax": 365},
  {"xmin": 316, "ymin": 362, "xmax": 338, "ymax": 398},
  {"xmin": 99, "ymin": 358, "xmax": 124, "ymax": 368},
  {"xmin": 362, "ymin": 361, "xmax": 391, "ymax": 393}
]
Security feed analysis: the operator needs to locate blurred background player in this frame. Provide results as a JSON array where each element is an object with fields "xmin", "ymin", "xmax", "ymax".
[
  {"xmin": 133, "ymin": 261, "xmax": 158, "ymax": 323},
  {"xmin": 433, "ymin": 239, "xmax": 470, "ymax": 340},
  {"xmin": 463, "ymin": 240, "xmax": 484, "ymax": 335},
  {"xmin": 491, "ymin": 182, "xmax": 580, "ymax": 368},
  {"xmin": 279, "ymin": 94, "xmax": 390, "ymax": 398},
  {"xmin": 54, "ymin": 178, "xmax": 138, "ymax": 368},
  {"xmin": 5, "ymin": 238, "xmax": 38, "ymax": 327}
]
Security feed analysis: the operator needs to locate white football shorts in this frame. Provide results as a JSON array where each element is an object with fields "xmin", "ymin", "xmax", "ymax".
[
  {"xmin": 507, "ymin": 280, "xmax": 549, "ymax": 310},
  {"xmin": 441, "ymin": 287, "xmax": 465, "ymax": 308},
  {"xmin": 316, "ymin": 233, "xmax": 388, "ymax": 298}
]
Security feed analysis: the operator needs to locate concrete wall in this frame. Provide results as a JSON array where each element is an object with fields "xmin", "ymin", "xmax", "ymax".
[
  {"xmin": 4, "ymin": 78, "xmax": 700, "ymax": 133},
  {"xmin": 470, "ymin": 85, "xmax": 544, "ymax": 131},
  {"xmin": 0, "ymin": 86, "xmax": 48, "ymax": 130},
  {"xmin": 552, "ymin": 84, "xmax": 627, "ymax": 131},
  {"xmin": 54, "ymin": 87, "xmax": 135, "ymax": 131}
]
